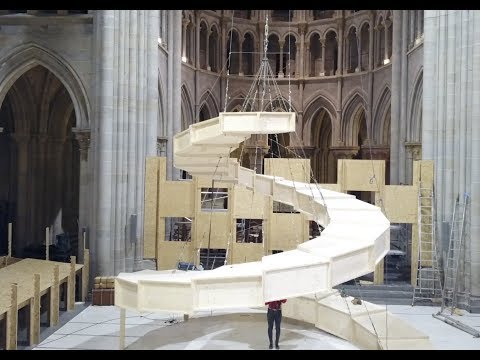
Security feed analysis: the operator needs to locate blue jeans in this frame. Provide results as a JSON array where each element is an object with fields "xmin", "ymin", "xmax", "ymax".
[{"xmin": 267, "ymin": 308, "xmax": 282, "ymax": 345}]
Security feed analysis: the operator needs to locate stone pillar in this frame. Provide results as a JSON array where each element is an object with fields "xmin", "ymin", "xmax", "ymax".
[
  {"xmin": 298, "ymin": 23, "xmax": 306, "ymax": 78},
  {"xmin": 357, "ymin": 31, "xmax": 361, "ymax": 71},
  {"xmin": 195, "ymin": 17, "xmax": 200, "ymax": 69},
  {"xmin": 239, "ymin": 38, "xmax": 244, "ymax": 76},
  {"xmin": 319, "ymin": 38, "xmax": 326, "ymax": 76},
  {"xmin": 278, "ymin": 40, "xmax": 284, "ymax": 78},
  {"xmin": 305, "ymin": 44, "xmax": 310, "ymax": 77},
  {"xmin": 10, "ymin": 134, "xmax": 29, "ymax": 256},
  {"xmin": 390, "ymin": 11, "xmax": 402, "ymax": 185},
  {"xmin": 336, "ymin": 17, "xmax": 344, "ymax": 75},
  {"xmin": 369, "ymin": 15, "xmax": 374, "ymax": 71},
  {"xmin": 206, "ymin": 29, "xmax": 211, "ymax": 70},
  {"xmin": 384, "ymin": 19, "xmax": 391, "ymax": 62},
  {"xmin": 73, "ymin": 128, "xmax": 91, "ymax": 260},
  {"xmin": 182, "ymin": 18, "xmax": 189, "ymax": 60},
  {"xmin": 410, "ymin": 10, "xmax": 416, "ymax": 46},
  {"xmin": 416, "ymin": 10, "xmax": 422, "ymax": 40}
]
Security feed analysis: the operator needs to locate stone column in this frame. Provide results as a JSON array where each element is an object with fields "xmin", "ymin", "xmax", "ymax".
[
  {"xmin": 357, "ymin": 31, "xmax": 362, "ymax": 71},
  {"xmin": 336, "ymin": 17, "xmax": 344, "ymax": 75},
  {"xmin": 416, "ymin": 10, "xmax": 422, "ymax": 40},
  {"xmin": 298, "ymin": 23, "xmax": 306, "ymax": 78},
  {"xmin": 305, "ymin": 44, "xmax": 310, "ymax": 77},
  {"xmin": 410, "ymin": 10, "xmax": 416, "ymax": 46},
  {"xmin": 320, "ymin": 38, "xmax": 326, "ymax": 76},
  {"xmin": 182, "ymin": 18, "xmax": 189, "ymax": 60},
  {"xmin": 73, "ymin": 128, "xmax": 91, "ymax": 258},
  {"xmin": 368, "ymin": 19, "xmax": 374, "ymax": 71},
  {"xmin": 206, "ymin": 29, "xmax": 211, "ymax": 70},
  {"xmin": 384, "ymin": 19, "xmax": 391, "ymax": 62},
  {"xmin": 278, "ymin": 40, "xmax": 284, "ymax": 78},
  {"xmin": 11, "ymin": 134, "xmax": 29, "ymax": 256},
  {"xmin": 239, "ymin": 38, "xmax": 244, "ymax": 76},
  {"xmin": 195, "ymin": 16, "xmax": 200, "ymax": 69}
]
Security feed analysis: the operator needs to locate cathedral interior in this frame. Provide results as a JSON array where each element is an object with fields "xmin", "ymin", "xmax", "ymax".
[{"xmin": 0, "ymin": 10, "xmax": 479, "ymax": 350}]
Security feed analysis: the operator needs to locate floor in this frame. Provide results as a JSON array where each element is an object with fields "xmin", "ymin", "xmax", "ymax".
[{"xmin": 28, "ymin": 303, "xmax": 480, "ymax": 350}]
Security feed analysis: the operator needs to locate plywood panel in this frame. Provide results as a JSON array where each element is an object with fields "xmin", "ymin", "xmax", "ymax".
[
  {"xmin": 264, "ymin": 158, "xmax": 310, "ymax": 182},
  {"xmin": 144, "ymin": 157, "xmax": 159, "ymax": 258},
  {"xmin": 270, "ymin": 213, "xmax": 307, "ymax": 249},
  {"xmin": 159, "ymin": 182, "xmax": 195, "ymax": 217},
  {"xmin": 156, "ymin": 241, "xmax": 195, "ymax": 270},
  {"xmin": 195, "ymin": 212, "xmax": 232, "ymax": 249},
  {"xmin": 384, "ymin": 185, "xmax": 418, "ymax": 223},
  {"xmin": 233, "ymin": 185, "xmax": 267, "ymax": 219},
  {"xmin": 339, "ymin": 159, "xmax": 385, "ymax": 192},
  {"xmin": 231, "ymin": 242, "xmax": 264, "ymax": 264}
]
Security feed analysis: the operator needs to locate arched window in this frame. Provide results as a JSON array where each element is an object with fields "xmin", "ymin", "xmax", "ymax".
[
  {"xmin": 199, "ymin": 22, "xmax": 208, "ymax": 70},
  {"xmin": 324, "ymin": 31, "xmax": 338, "ymax": 76},
  {"xmin": 284, "ymin": 34, "xmax": 296, "ymax": 77},
  {"xmin": 208, "ymin": 26, "xmax": 219, "ymax": 72},
  {"xmin": 226, "ymin": 30, "xmax": 240, "ymax": 74},
  {"xmin": 360, "ymin": 23, "xmax": 369, "ymax": 71},
  {"xmin": 242, "ymin": 33, "xmax": 255, "ymax": 76},
  {"xmin": 346, "ymin": 27, "xmax": 358, "ymax": 73},
  {"xmin": 267, "ymin": 34, "xmax": 280, "ymax": 76}
]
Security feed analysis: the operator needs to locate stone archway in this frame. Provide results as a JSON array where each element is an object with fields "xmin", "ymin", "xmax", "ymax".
[{"xmin": 0, "ymin": 65, "xmax": 80, "ymax": 258}]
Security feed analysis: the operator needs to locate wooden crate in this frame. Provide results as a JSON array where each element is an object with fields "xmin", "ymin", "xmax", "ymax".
[{"xmin": 92, "ymin": 288, "xmax": 115, "ymax": 306}]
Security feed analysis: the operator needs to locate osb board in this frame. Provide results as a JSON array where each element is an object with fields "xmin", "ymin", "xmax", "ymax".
[
  {"xmin": 0, "ymin": 259, "xmax": 83, "ymax": 314},
  {"xmin": 156, "ymin": 241, "xmax": 195, "ymax": 270},
  {"xmin": 194, "ymin": 212, "xmax": 232, "ymax": 250},
  {"xmin": 158, "ymin": 182, "xmax": 194, "ymax": 217},
  {"xmin": 383, "ymin": 185, "xmax": 418, "ymax": 223},
  {"xmin": 231, "ymin": 242, "xmax": 264, "ymax": 264},
  {"xmin": 338, "ymin": 159, "xmax": 385, "ymax": 192},
  {"xmin": 144, "ymin": 157, "xmax": 160, "ymax": 258},
  {"xmin": 264, "ymin": 158, "xmax": 310, "ymax": 182},
  {"xmin": 413, "ymin": 160, "xmax": 434, "ymax": 188},
  {"xmin": 269, "ymin": 213, "xmax": 308, "ymax": 249},
  {"xmin": 232, "ymin": 185, "xmax": 268, "ymax": 219}
]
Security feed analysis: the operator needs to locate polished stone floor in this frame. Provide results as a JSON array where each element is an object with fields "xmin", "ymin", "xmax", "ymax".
[{"xmin": 29, "ymin": 303, "xmax": 480, "ymax": 350}]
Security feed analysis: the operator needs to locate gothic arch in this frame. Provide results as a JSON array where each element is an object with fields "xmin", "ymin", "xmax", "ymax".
[
  {"xmin": 226, "ymin": 90, "xmax": 247, "ymax": 111},
  {"xmin": 373, "ymin": 85, "xmax": 391, "ymax": 145},
  {"xmin": 408, "ymin": 69, "xmax": 423, "ymax": 142},
  {"xmin": 342, "ymin": 91, "xmax": 368, "ymax": 146},
  {"xmin": 302, "ymin": 94, "xmax": 337, "ymax": 146},
  {"xmin": 0, "ymin": 43, "xmax": 90, "ymax": 128},
  {"xmin": 198, "ymin": 90, "xmax": 219, "ymax": 120},
  {"xmin": 181, "ymin": 84, "xmax": 194, "ymax": 130}
]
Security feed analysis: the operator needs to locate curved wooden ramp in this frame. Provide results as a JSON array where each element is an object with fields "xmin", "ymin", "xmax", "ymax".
[{"xmin": 115, "ymin": 112, "xmax": 431, "ymax": 349}]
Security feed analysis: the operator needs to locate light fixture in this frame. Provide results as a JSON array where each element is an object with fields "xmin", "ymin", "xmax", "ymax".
[
  {"xmin": 0, "ymin": 127, "xmax": 3, "ymax": 133},
  {"xmin": 158, "ymin": 37, "xmax": 162, "ymax": 45},
  {"xmin": 182, "ymin": 56, "xmax": 187, "ymax": 63},
  {"xmin": 383, "ymin": 58, "xmax": 390, "ymax": 65}
]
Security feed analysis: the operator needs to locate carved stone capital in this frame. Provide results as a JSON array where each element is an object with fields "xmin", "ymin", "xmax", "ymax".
[
  {"xmin": 404, "ymin": 141, "xmax": 422, "ymax": 161},
  {"xmin": 330, "ymin": 146, "xmax": 359, "ymax": 159},
  {"xmin": 297, "ymin": 22, "xmax": 308, "ymax": 35},
  {"xmin": 360, "ymin": 144, "xmax": 390, "ymax": 160},
  {"xmin": 288, "ymin": 146, "xmax": 315, "ymax": 158},
  {"xmin": 72, "ymin": 128, "xmax": 91, "ymax": 162}
]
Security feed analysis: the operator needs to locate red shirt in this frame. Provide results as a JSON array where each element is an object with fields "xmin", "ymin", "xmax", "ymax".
[{"xmin": 265, "ymin": 299, "xmax": 287, "ymax": 310}]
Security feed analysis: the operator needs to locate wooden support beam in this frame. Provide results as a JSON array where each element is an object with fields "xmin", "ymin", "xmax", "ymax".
[
  {"xmin": 68, "ymin": 256, "xmax": 76, "ymax": 310},
  {"xmin": 50, "ymin": 265, "xmax": 59, "ymax": 326},
  {"xmin": 119, "ymin": 308, "xmax": 126, "ymax": 350},
  {"xmin": 82, "ymin": 249, "xmax": 90, "ymax": 302},
  {"xmin": 6, "ymin": 283, "xmax": 18, "ymax": 350},
  {"xmin": 7, "ymin": 223, "xmax": 12, "ymax": 258},
  {"xmin": 29, "ymin": 274, "xmax": 40, "ymax": 346}
]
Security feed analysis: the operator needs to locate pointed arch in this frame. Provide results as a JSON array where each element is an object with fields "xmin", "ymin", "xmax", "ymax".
[
  {"xmin": 408, "ymin": 69, "xmax": 423, "ymax": 142},
  {"xmin": 181, "ymin": 84, "xmax": 194, "ymax": 131},
  {"xmin": 0, "ymin": 43, "xmax": 90, "ymax": 128},
  {"xmin": 372, "ymin": 85, "xmax": 391, "ymax": 145},
  {"xmin": 226, "ymin": 90, "xmax": 247, "ymax": 111},
  {"xmin": 302, "ymin": 93, "xmax": 337, "ymax": 147},
  {"xmin": 198, "ymin": 89, "xmax": 219, "ymax": 121},
  {"xmin": 342, "ymin": 91, "xmax": 368, "ymax": 146}
]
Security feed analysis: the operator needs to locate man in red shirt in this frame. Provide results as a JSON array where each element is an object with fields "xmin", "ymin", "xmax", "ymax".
[{"xmin": 265, "ymin": 299, "xmax": 287, "ymax": 349}]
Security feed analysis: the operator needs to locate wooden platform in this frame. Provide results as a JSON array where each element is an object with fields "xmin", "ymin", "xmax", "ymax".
[{"xmin": 0, "ymin": 253, "xmax": 89, "ymax": 350}]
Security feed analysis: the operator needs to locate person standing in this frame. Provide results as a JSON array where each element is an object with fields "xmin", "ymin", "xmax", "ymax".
[{"xmin": 265, "ymin": 299, "xmax": 287, "ymax": 349}]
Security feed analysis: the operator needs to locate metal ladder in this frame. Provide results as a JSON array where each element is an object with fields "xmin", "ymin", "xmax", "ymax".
[
  {"xmin": 441, "ymin": 193, "xmax": 469, "ymax": 314},
  {"xmin": 412, "ymin": 184, "xmax": 442, "ymax": 305}
]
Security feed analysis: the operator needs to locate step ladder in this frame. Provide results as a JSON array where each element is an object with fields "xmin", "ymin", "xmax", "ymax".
[
  {"xmin": 412, "ymin": 184, "xmax": 442, "ymax": 305},
  {"xmin": 441, "ymin": 193, "xmax": 469, "ymax": 313}
]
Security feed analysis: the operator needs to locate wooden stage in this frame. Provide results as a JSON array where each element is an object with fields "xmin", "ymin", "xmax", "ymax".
[{"xmin": 0, "ymin": 251, "xmax": 89, "ymax": 349}]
